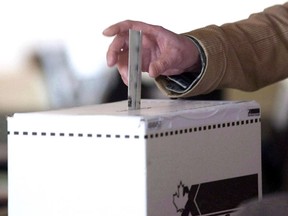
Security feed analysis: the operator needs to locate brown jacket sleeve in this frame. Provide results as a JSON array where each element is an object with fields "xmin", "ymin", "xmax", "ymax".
[{"xmin": 155, "ymin": 3, "xmax": 288, "ymax": 97}]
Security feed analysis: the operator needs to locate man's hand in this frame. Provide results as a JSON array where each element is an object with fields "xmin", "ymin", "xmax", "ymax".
[{"xmin": 103, "ymin": 20, "xmax": 200, "ymax": 85}]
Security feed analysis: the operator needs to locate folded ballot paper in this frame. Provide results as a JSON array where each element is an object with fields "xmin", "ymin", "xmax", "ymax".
[{"xmin": 8, "ymin": 99, "xmax": 262, "ymax": 216}]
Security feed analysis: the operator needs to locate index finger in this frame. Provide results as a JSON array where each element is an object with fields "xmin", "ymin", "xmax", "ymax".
[
  {"xmin": 103, "ymin": 20, "xmax": 134, "ymax": 37},
  {"xmin": 103, "ymin": 20, "xmax": 158, "ymax": 37}
]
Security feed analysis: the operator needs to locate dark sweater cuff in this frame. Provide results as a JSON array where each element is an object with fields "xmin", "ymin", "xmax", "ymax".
[{"xmin": 165, "ymin": 36, "xmax": 207, "ymax": 94}]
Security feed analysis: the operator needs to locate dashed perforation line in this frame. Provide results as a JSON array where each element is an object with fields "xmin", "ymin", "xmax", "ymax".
[{"xmin": 8, "ymin": 118, "xmax": 260, "ymax": 140}]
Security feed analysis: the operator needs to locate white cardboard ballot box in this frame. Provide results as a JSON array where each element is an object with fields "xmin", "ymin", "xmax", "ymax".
[{"xmin": 8, "ymin": 99, "xmax": 262, "ymax": 216}]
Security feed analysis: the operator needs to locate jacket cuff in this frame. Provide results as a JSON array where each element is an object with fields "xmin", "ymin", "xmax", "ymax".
[
  {"xmin": 155, "ymin": 35, "xmax": 207, "ymax": 97},
  {"xmin": 164, "ymin": 36, "xmax": 207, "ymax": 94}
]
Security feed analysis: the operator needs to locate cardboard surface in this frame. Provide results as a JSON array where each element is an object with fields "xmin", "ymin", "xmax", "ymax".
[{"xmin": 8, "ymin": 99, "xmax": 262, "ymax": 216}]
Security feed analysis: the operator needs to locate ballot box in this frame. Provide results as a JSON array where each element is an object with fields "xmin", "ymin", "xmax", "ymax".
[{"xmin": 8, "ymin": 99, "xmax": 262, "ymax": 216}]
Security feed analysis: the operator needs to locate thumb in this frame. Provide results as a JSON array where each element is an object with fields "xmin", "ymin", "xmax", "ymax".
[{"xmin": 149, "ymin": 58, "xmax": 170, "ymax": 78}]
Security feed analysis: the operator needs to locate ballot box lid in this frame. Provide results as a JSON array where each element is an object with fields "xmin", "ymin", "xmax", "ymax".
[{"xmin": 7, "ymin": 99, "xmax": 261, "ymax": 133}]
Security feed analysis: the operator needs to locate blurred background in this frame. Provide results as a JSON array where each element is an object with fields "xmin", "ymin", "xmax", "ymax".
[{"xmin": 0, "ymin": 0, "xmax": 288, "ymax": 215}]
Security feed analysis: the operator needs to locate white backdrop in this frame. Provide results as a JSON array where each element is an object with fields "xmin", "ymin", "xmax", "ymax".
[{"xmin": 0, "ymin": 0, "xmax": 285, "ymax": 76}]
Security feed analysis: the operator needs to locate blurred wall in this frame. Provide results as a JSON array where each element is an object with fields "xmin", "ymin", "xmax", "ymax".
[{"xmin": 0, "ymin": 0, "xmax": 285, "ymax": 112}]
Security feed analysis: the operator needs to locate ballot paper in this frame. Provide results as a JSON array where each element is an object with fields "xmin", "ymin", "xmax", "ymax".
[
  {"xmin": 128, "ymin": 29, "xmax": 142, "ymax": 110},
  {"xmin": 8, "ymin": 99, "xmax": 262, "ymax": 216}
]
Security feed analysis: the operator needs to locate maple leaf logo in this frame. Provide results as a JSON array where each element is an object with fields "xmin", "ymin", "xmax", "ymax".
[{"xmin": 173, "ymin": 181, "xmax": 190, "ymax": 213}]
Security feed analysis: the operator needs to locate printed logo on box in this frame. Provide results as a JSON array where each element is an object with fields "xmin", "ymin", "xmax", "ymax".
[{"xmin": 173, "ymin": 174, "xmax": 258, "ymax": 216}]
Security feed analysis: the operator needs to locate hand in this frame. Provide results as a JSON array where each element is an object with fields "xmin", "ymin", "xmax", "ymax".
[{"xmin": 103, "ymin": 20, "xmax": 201, "ymax": 85}]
